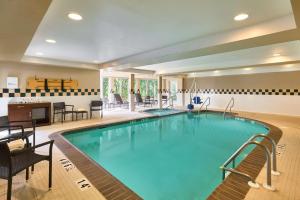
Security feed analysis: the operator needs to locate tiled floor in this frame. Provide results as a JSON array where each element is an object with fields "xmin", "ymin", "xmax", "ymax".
[
  {"xmin": 0, "ymin": 109, "xmax": 300, "ymax": 200},
  {"xmin": 0, "ymin": 109, "xmax": 148, "ymax": 200}
]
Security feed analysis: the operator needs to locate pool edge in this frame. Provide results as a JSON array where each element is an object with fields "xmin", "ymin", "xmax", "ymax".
[{"xmin": 49, "ymin": 111, "xmax": 282, "ymax": 200}]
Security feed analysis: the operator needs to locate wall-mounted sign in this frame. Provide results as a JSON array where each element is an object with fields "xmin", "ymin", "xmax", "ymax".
[{"xmin": 7, "ymin": 77, "xmax": 18, "ymax": 89}]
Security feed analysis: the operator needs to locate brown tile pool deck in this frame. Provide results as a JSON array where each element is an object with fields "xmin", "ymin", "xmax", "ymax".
[{"xmin": 49, "ymin": 111, "xmax": 282, "ymax": 200}]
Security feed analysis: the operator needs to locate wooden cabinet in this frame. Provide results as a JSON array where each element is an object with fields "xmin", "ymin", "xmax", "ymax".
[{"xmin": 8, "ymin": 102, "xmax": 51, "ymax": 126}]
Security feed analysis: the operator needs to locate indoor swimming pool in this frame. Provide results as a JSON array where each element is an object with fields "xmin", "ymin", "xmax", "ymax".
[{"xmin": 64, "ymin": 112, "xmax": 269, "ymax": 200}]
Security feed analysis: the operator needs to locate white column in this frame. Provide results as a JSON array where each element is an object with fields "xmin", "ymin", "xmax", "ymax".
[
  {"xmin": 129, "ymin": 74, "xmax": 135, "ymax": 111},
  {"xmin": 177, "ymin": 77, "xmax": 185, "ymax": 107},
  {"xmin": 158, "ymin": 76, "xmax": 162, "ymax": 109},
  {"xmin": 99, "ymin": 69, "xmax": 104, "ymax": 99},
  {"xmin": 146, "ymin": 79, "xmax": 149, "ymax": 96}
]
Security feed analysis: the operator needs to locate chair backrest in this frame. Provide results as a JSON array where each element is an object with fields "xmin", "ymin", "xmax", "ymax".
[
  {"xmin": 0, "ymin": 141, "xmax": 10, "ymax": 167},
  {"xmin": 114, "ymin": 94, "xmax": 123, "ymax": 104},
  {"xmin": 135, "ymin": 93, "xmax": 143, "ymax": 103},
  {"xmin": 0, "ymin": 116, "xmax": 8, "ymax": 126},
  {"xmin": 145, "ymin": 96, "xmax": 151, "ymax": 103},
  {"xmin": 162, "ymin": 95, "xmax": 168, "ymax": 100},
  {"xmin": 53, "ymin": 102, "xmax": 65, "ymax": 110},
  {"xmin": 91, "ymin": 100, "xmax": 103, "ymax": 107},
  {"xmin": 0, "ymin": 116, "xmax": 9, "ymax": 132}
]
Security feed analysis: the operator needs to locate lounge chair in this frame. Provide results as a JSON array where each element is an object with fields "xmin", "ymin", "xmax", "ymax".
[
  {"xmin": 113, "ymin": 94, "xmax": 129, "ymax": 108},
  {"xmin": 135, "ymin": 93, "xmax": 152, "ymax": 107}
]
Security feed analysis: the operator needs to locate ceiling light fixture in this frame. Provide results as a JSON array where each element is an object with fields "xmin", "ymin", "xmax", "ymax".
[
  {"xmin": 93, "ymin": 60, "xmax": 99, "ymax": 63},
  {"xmin": 68, "ymin": 12, "xmax": 83, "ymax": 21},
  {"xmin": 45, "ymin": 39, "xmax": 56, "ymax": 44},
  {"xmin": 234, "ymin": 13, "xmax": 249, "ymax": 21},
  {"xmin": 273, "ymin": 53, "xmax": 281, "ymax": 57},
  {"xmin": 35, "ymin": 52, "xmax": 44, "ymax": 56},
  {"xmin": 244, "ymin": 68, "xmax": 252, "ymax": 71},
  {"xmin": 214, "ymin": 70, "xmax": 220, "ymax": 73}
]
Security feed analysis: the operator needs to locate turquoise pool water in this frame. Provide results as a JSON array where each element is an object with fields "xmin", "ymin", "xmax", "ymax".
[
  {"xmin": 143, "ymin": 108, "xmax": 183, "ymax": 116},
  {"xmin": 64, "ymin": 113, "xmax": 268, "ymax": 200}
]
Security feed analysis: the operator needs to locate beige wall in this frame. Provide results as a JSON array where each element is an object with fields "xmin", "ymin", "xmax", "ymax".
[
  {"xmin": 183, "ymin": 71, "xmax": 300, "ymax": 116},
  {"xmin": 184, "ymin": 71, "xmax": 300, "ymax": 89},
  {"xmin": 0, "ymin": 61, "xmax": 100, "ymax": 89}
]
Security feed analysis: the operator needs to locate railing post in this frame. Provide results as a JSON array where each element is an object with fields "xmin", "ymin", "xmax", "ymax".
[
  {"xmin": 249, "ymin": 134, "xmax": 280, "ymax": 175},
  {"xmin": 222, "ymin": 168, "xmax": 225, "ymax": 180}
]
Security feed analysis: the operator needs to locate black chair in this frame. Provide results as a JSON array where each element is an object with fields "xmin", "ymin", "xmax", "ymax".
[
  {"xmin": 135, "ymin": 93, "xmax": 143, "ymax": 105},
  {"xmin": 0, "ymin": 138, "xmax": 54, "ymax": 200},
  {"xmin": 144, "ymin": 96, "xmax": 153, "ymax": 107},
  {"xmin": 162, "ymin": 95, "xmax": 168, "ymax": 105},
  {"xmin": 0, "ymin": 116, "xmax": 36, "ymax": 147},
  {"xmin": 135, "ymin": 93, "xmax": 152, "ymax": 107},
  {"xmin": 53, "ymin": 102, "xmax": 75, "ymax": 123},
  {"xmin": 113, "ymin": 94, "xmax": 129, "ymax": 108},
  {"xmin": 90, "ymin": 100, "xmax": 103, "ymax": 119}
]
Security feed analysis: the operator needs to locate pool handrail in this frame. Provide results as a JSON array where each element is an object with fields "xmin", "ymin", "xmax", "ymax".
[
  {"xmin": 223, "ymin": 97, "xmax": 234, "ymax": 119},
  {"xmin": 198, "ymin": 97, "xmax": 211, "ymax": 113},
  {"xmin": 249, "ymin": 134, "xmax": 279, "ymax": 174},
  {"xmin": 221, "ymin": 140, "xmax": 274, "ymax": 190},
  {"xmin": 220, "ymin": 167, "xmax": 258, "ymax": 187}
]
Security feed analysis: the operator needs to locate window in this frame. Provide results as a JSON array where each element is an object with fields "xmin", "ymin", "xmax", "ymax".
[
  {"xmin": 114, "ymin": 78, "xmax": 129, "ymax": 100},
  {"xmin": 102, "ymin": 77, "xmax": 108, "ymax": 97},
  {"xmin": 170, "ymin": 80, "xmax": 177, "ymax": 100}
]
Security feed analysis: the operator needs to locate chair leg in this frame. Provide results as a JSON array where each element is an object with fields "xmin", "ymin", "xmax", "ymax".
[
  {"xmin": 53, "ymin": 113, "xmax": 55, "ymax": 123},
  {"xmin": 90, "ymin": 110, "xmax": 92, "ymax": 119},
  {"xmin": 101, "ymin": 110, "xmax": 103, "ymax": 118},
  {"xmin": 49, "ymin": 160, "xmax": 52, "ymax": 188},
  {"xmin": 7, "ymin": 177, "xmax": 12, "ymax": 200},
  {"xmin": 31, "ymin": 165, "xmax": 34, "ymax": 172},
  {"xmin": 26, "ymin": 168, "xmax": 29, "ymax": 180}
]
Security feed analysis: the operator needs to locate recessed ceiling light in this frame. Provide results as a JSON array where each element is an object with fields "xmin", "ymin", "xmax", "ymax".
[
  {"xmin": 273, "ymin": 53, "xmax": 281, "ymax": 57},
  {"xmin": 45, "ymin": 39, "xmax": 56, "ymax": 44},
  {"xmin": 68, "ymin": 12, "xmax": 82, "ymax": 21},
  {"xmin": 93, "ymin": 60, "xmax": 99, "ymax": 63},
  {"xmin": 234, "ymin": 13, "xmax": 249, "ymax": 21},
  {"xmin": 284, "ymin": 64, "xmax": 293, "ymax": 68},
  {"xmin": 35, "ymin": 52, "xmax": 44, "ymax": 56},
  {"xmin": 214, "ymin": 70, "xmax": 220, "ymax": 73},
  {"xmin": 244, "ymin": 68, "xmax": 252, "ymax": 71}
]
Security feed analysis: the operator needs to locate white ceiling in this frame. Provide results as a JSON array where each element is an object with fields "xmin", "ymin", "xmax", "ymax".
[
  {"xmin": 136, "ymin": 40, "xmax": 300, "ymax": 74},
  {"xmin": 24, "ymin": 0, "xmax": 293, "ymax": 64}
]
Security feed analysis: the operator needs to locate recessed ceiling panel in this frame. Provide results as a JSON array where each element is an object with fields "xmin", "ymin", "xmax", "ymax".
[{"xmin": 24, "ymin": 0, "xmax": 293, "ymax": 63}]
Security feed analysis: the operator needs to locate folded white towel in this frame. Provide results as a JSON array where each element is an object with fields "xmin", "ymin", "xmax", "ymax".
[{"xmin": 8, "ymin": 139, "xmax": 25, "ymax": 152}]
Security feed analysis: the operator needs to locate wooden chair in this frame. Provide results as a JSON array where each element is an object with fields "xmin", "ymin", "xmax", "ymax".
[
  {"xmin": 0, "ymin": 128, "xmax": 54, "ymax": 200},
  {"xmin": 90, "ymin": 100, "xmax": 103, "ymax": 118},
  {"xmin": 53, "ymin": 102, "xmax": 75, "ymax": 123}
]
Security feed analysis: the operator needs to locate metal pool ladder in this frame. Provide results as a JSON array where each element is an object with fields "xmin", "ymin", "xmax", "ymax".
[
  {"xmin": 223, "ymin": 97, "xmax": 234, "ymax": 119},
  {"xmin": 198, "ymin": 97, "xmax": 211, "ymax": 113},
  {"xmin": 220, "ymin": 134, "xmax": 280, "ymax": 190}
]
